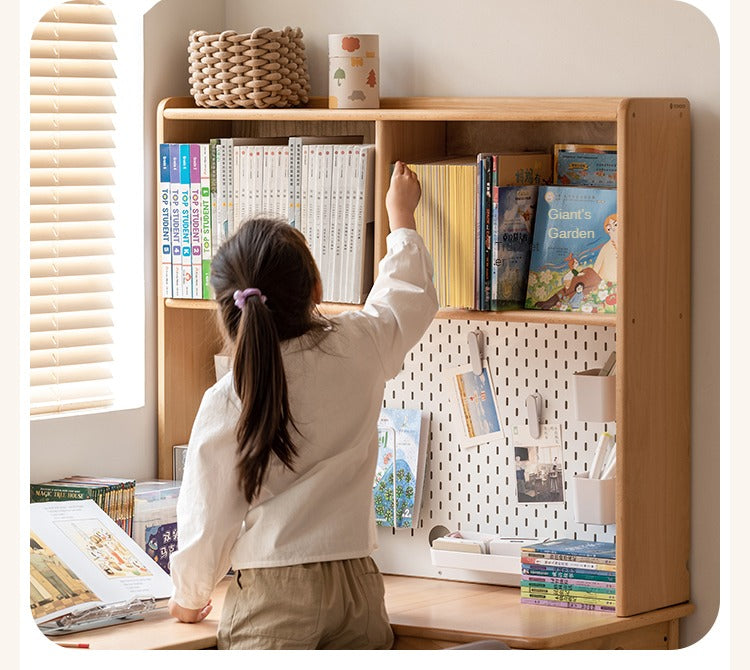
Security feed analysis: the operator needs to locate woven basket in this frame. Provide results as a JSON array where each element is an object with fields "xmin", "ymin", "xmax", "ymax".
[{"xmin": 188, "ymin": 27, "xmax": 311, "ymax": 109}]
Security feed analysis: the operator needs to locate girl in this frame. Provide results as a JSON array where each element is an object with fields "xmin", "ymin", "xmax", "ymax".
[{"xmin": 168, "ymin": 161, "xmax": 438, "ymax": 649}]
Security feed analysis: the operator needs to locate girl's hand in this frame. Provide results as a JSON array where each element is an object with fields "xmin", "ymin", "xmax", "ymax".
[
  {"xmin": 168, "ymin": 596, "xmax": 213, "ymax": 623},
  {"xmin": 385, "ymin": 161, "xmax": 421, "ymax": 231}
]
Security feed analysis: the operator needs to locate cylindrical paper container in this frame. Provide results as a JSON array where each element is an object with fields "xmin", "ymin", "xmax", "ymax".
[{"xmin": 328, "ymin": 34, "xmax": 379, "ymax": 109}]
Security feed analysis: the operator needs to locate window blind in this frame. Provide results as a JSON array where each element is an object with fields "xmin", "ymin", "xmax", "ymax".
[{"xmin": 30, "ymin": 0, "xmax": 117, "ymax": 415}]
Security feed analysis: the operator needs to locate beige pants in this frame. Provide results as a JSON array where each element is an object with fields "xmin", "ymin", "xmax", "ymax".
[{"xmin": 216, "ymin": 556, "xmax": 394, "ymax": 650}]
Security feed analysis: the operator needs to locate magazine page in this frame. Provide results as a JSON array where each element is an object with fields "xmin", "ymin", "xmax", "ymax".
[{"xmin": 30, "ymin": 499, "xmax": 173, "ymax": 624}]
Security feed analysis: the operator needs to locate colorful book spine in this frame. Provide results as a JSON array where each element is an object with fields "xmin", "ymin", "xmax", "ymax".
[
  {"xmin": 199, "ymin": 143, "xmax": 212, "ymax": 299},
  {"xmin": 158, "ymin": 144, "xmax": 172, "ymax": 298},
  {"xmin": 521, "ymin": 565, "xmax": 616, "ymax": 582},
  {"xmin": 522, "ymin": 575, "xmax": 615, "ymax": 589},
  {"xmin": 521, "ymin": 580, "xmax": 615, "ymax": 595},
  {"xmin": 209, "ymin": 139, "xmax": 219, "ymax": 255},
  {"xmin": 521, "ymin": 556, "xmax": 616, "ymax": 572},
  {"xmin": 168, "ymin": 144, "xmax": 182, "ymax": 298},
  {"xmin": 179, "ymin": 144, "xmax": 193, "ymax": 297},
  {"xmin": 520, "ymin": 589, "xmax": 616, "ymax": 606},
  {"xmin": 520, "ymin": 598, "xmax": 615, "ymax": 613},
  {"xmin": 522, "ymin": 550, "xmax": 615, "ymax": 565},
  {"xmin": 189, "ymin": 144, "xmax": 203, "ymax": 299}
]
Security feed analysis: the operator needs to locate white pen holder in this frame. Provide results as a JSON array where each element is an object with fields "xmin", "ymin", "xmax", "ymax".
[
  {"xmin": 570, "ymin": 474, "xmax": 616, "ymax": 526},
  {"xmin": 572, "ymin": 368, "xmax": 616, "ymax": 422}
]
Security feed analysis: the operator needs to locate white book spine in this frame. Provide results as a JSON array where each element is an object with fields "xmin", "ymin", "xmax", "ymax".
[
  {"xmin": 281, "ymin": 144, "xmax": 291, "ymax": 224},
  {"xmin": 235, "ymin": 145, "xmax": 246, "ymax": 227},
  {"xmin": 343, "ymin": 145, "xmax": 359, "ymax": 303},
  {"xmin": 158, "ymin": 144, "xmax": 172, "ymax": 298},
  {"xmin": 319, "ymin": 146, "xmax": 334, "ymax": 301},
  {"xmin": 223, "ymin": 139, "xmax": 234, "ymax": 239},
  {"xmin": 288, "ymin": 138, "xmax": 299, "ymax": 227},
  {"xmin": 352, "ymin": 145, "xmax": 375, "ymax": 302},
  {"xmin": 253, "ymin": 146, "xmax": 264, "ymax": 218},
  {"xmin": 301, "ymin": 144, "xmax": 311, "ymax": 243},
  {"xmin": 218, "ymin": 139, "xmax": 229, "ymax": 245}
]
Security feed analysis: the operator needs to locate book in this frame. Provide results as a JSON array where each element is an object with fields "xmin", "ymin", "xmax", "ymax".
[
  {"xmin": 525, "ymin": 185, "xmax": 618, "ymax": 312},
  {"xmin": 30, "ymin": 499, "xmax": 173, "ymax": 626},
  {"xmin": 373, "ymin": 408, "xmax": 430, "ymax": 528},
  {"xmin": 158, "ymin": 144, "xmax": 172, "ymax": 298},
  {"xmin": 521, "ymin": 564, "xmax": 616, "ymax": 582},
  {"xmin": 132, "ymin": 480, "xmax": 181, "ymax": 574},
  {"xmin": 521, "ymin": 556, "xmax": 616, "ymax": 572},
  {"xmin": 521, "ymin": 538, "xmax": 617, "ymax": 561},
  {"xmin": 493, "ymin": 151, "xmax": 552, "ymax": 187},
  {"xmin": 173, "ymin": 444, "xmax": 188, "ymax": 481},
  {"xmin": 520, "ymin": 598, "xmax": 615, "ymax": 613},
  {"xmin": 491, "ymin": 185, "xmax": 539, "ymax": 310},
  {"xmin": 179, "ymin": 144, "xmax": 194, "ymax": 297},
  {"xmin": 520, "ymin": 589, "xmax": 616, "ymax": 606},
  {"xmin": 554, "ymin": 143, "xmax": 617, "ymax": 187},
  {"xmin": 189, "ymin": 144, "xmax": 203, "ymax": 299},
  {"xmin": 168, "ymin": 143, "xmax": 183, "ymax": 298},
  {"xmin": 199, "ymin": 143, "xmax": 212, "ymax": 299}
]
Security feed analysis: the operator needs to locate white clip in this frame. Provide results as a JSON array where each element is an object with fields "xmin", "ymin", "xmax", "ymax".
[
  {"xmin": 467, "ymin": 328, "xmax": 484, "ymax": 376},
  {"xmin": 526, "ymin": 392, "xmax": 543, "ymax": 439}
]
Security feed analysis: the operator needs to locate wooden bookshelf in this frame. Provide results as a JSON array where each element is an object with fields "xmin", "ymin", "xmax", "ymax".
[{"xmin": 156, "ymin": 96, "xmax": 691, "ymax": 620}]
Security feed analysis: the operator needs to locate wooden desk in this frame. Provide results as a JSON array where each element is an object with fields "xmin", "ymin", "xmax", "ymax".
[{"xmin": 53, "ymin": 575, "xmax": 694, "ymax": 650}]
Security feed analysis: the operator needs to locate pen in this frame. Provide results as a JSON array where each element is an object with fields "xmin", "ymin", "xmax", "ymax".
[
  {"xmin": 599, "ymin": 351, "xmax": 616, "ymax": 376},
  {"xmin": 57, "ymin": 643, "xmax": 90, "ymax": 649}
]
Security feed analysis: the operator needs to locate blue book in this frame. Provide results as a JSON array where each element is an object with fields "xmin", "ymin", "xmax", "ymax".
[
  {"xmin": 525, "ymin": 186, "xmax": 618, "ymax": 313},
  {"xmin": 158, "ymin": 144, "xmax": 172, "ymax": 298},
  {"xmin": 522, "ymin": 538, "xmax": 616, "ymax": 561},
  {"xmin": 491, "ymin": 185, "xmax": 538, "ymax": 310}
]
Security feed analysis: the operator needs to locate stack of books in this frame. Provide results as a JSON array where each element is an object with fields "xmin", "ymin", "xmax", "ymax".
[
  {"xmin": 30, "ymin": 476, "xmax": 136, "ymax": 536},
  {"xmin": 520, "ymin": 538, "xmax": 616, "ymax": 612}
]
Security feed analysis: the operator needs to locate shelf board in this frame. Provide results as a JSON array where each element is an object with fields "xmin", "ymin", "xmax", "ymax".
[
  {"xmin": 164, "ymin": 299, "xmax": 615, "ymax": 327},
  {"xmin": 160, "ymin": 96, "xmax": 622, "ymax": 123}
]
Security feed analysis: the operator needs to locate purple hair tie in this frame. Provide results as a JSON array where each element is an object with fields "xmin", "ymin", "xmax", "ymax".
[{"xmin": 233, "ymin": 288, "xmax": 267, "ymax": 309}]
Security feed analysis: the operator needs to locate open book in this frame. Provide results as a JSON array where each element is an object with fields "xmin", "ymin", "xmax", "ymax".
[
  {"xmin": 373, "ymin": 408, "xmax": 430, "ymax": 528},
  {"xmin": 30, "ymin": 499, "xmax": 173, "ymax": 628}
]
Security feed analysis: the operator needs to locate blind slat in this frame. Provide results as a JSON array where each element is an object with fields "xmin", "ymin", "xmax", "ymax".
[
  {"xmin": 30, "ymin": 326, "xmax": 113, "ymax": 351},
  {"xmin": 30, "ymin": 113, "xmax": 115, "ymax": 132},
  {"xmin": 31, "ymin": 309, "xmax": 113, "ymax": 332},
  {"xmin": 30, "ymin": 333, "xmax": 112, "ymax": 360},
  {"xmin": 30, "ymin": 221, "xmax": 115, "ymax": 240},
  {"xmin": 30, "ymin": 293, "xmax": 113, "ymax": 314},
  {"xmin": 30, "ymin": 60, "xmax": 117, "ymax": 79},
  {"xmin": 39, "ymin": 4, "xmax": 116, "ymax": 25},
  {"xmin": 30, "ymin": 275, "xmax": 113, "ymax": 296},
  {"xmin": 30, "ymin": 256, "xmax": 113, "ymax": 278},
  {"xmin": 30, "ymin": 186, "xmax": 114, "ymax": 206},
  {"xmin": 31, "ymin": 77, "xmax": 115, "ymax": 97},
  {"xmin": 31, "ymin": 148, "xmax": 115, "ymax": 168},
  {"xmin": 31, "ymin": 96, "xmax": 116, "ymax": 115},
  {"xmin": 31, "ymin": 130, "xmax": 115, "ymax": 150},
  {"xmin": 31, "ymin": 167, "xmax": 115, "ymax": 188},
  {"xmin": 31, "ymin": 238, "xmax": 113, "ymax": 258},
  {"xmin": 30, "ymin": 41, "xmax": 117, "ymax": 60},
  {"xmin": 32, "ymin": 23, "xmax": 116, "ymax": 43},
  {"xmin": 31, "ymin": 205, "xmax": 114, "ymax": 224}
]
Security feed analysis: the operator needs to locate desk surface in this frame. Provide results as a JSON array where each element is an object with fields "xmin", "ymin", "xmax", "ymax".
[{"xmin": 48, "ymin": 575, "xmax": 694, "ymax": 650}]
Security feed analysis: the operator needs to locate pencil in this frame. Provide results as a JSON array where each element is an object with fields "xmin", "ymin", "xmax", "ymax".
[{"xmin": 57, "ymin": 642, "xmax": 89, "ymax": 649}]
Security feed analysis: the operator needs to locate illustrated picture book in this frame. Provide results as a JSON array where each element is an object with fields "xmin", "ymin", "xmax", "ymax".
[
  {"xmin": 132, "ymin": 480, "xmax": 181, "ymax": 574},
  {"xmin": 553, "ymin": 144, "xmax": 617, "ymax": 187},
  {"xmin": 373, "ymin": 408, "xmax": 430, "ymax": 528},
  {"xmin": 525, "ymin": 185, "xmax": 618, "ymax": 313},
  {"xmin": 30, "ymin": 499, "xmax": 173, "ymax": 627}
]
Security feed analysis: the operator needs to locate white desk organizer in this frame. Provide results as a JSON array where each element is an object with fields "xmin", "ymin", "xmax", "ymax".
[
  {"xmin": 429, "ymin": 532, "xmax": 533, "ymax": 587},
  {"xmin": 572, "ymin": 368, "xmax": 616, "ymax": 422},
  {"xmin": 570, "ymin": 474, "xmax": 616, "ymax": 526}
]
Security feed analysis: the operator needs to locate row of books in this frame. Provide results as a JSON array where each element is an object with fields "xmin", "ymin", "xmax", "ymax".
[
  {"xmin": 520, "ymin": 538, "xmax": 616, "ymax": 612},
  {"xmin": 30, "ymin": 476, "xmax": 136, "ymax": 536},
  {"xmin": 158, "ymin": 137, "xmax": 376, "ymax": 305},
  {"xmin": 408, "ymin": 143, "xmax": 618, "ymax": 314}
]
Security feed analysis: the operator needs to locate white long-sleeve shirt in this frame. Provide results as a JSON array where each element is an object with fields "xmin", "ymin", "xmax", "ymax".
[{"xmin": 170, "ymin": 228, "xmax": 438, "ymax": 609}]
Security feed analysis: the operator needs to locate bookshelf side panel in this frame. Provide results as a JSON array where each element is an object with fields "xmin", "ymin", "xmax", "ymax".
[{"xmin": 616, "ymin": 98, "xmax": 691, "ymax": 616}]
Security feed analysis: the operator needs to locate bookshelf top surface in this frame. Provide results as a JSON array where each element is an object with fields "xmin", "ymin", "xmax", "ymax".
[{"xmin": 159, "ymin": 96, "xmax": 630, "ymax": 122}]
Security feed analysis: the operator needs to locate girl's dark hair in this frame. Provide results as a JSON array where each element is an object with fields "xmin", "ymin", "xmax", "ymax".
[{"xmin": 209, "ymin": 217, "xmax": 327, "ymax": 504}]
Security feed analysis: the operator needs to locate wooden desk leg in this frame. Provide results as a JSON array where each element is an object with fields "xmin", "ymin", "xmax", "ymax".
[{"xmin": 667, "ymin": 619, "xmax": 680, "ymax": 650}]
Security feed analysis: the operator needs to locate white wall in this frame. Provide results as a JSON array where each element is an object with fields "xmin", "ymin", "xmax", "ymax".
[{"xmin": 223, "ymin": 0, "xmax": 720, "ymax": 649}]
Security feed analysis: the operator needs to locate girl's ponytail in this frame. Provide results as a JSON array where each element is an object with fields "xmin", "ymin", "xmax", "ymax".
[
  {"xmin": 210, "ymin": 217, "xmax": 328, "ymax": 505},
  {"xmin": 232, "ymin": 292, "xmax": 296, "ymax": 504}
]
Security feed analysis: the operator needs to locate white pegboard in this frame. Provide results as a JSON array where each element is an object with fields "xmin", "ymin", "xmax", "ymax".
[{"xmin": 372, "ymin": 318, "xmax": 617, "ymax": 584}]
